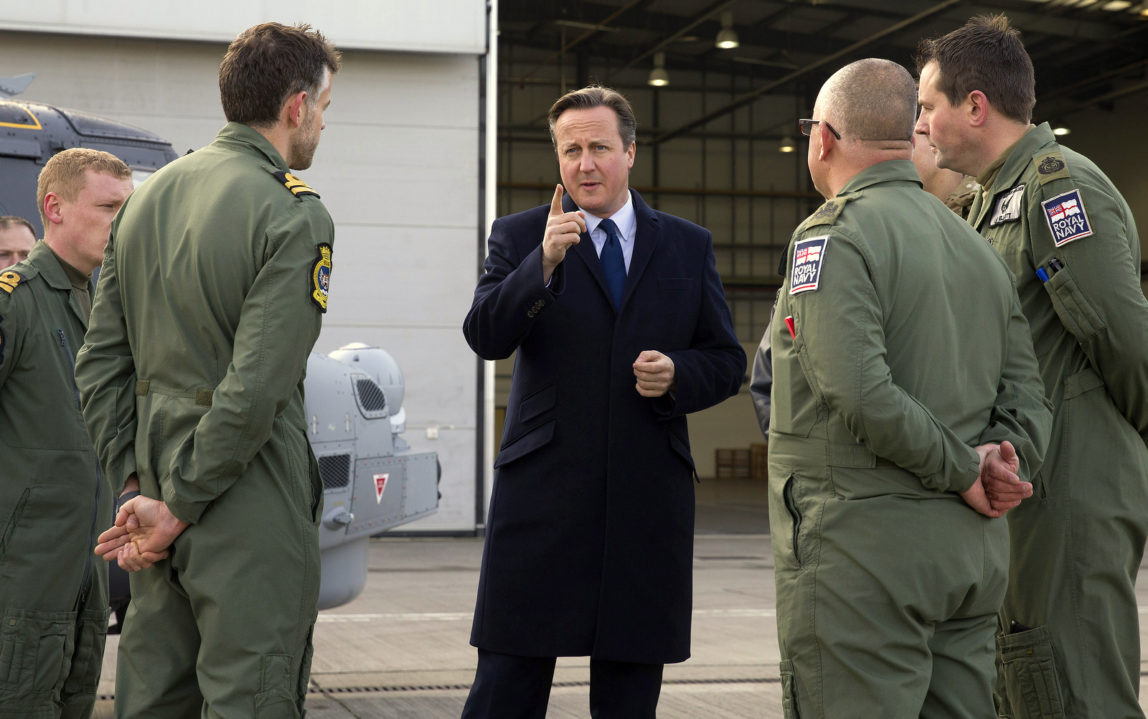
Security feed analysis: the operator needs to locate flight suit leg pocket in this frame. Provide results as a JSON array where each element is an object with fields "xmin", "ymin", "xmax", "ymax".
[
  {"xmin": 769, "ymin": 474, "xmax": 808, "ymax": 570},
  {"xmin": 0, "ymin": 609, "xmax": 75, "ymax": 709},
  {"xmin": 779, "ymin": 659, "xmax": 801, "ymax": 718},
  {"xmin": 60, "ymin": 606, "xmax": 110, "ymax": 705},
  {"xmin": 997, "ymin": 626, "xmax": 1065, "ymax": 719},
  {"xmin": 296, "ymin": 625, "xmax": 315, "ymax": 707},
  {"xmin": 254, "ymin": 653, "xmax": 300, "ymax": 718}
]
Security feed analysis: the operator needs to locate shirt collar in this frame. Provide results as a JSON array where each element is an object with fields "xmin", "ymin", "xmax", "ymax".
[{"xmin": 581, "ymin": 190, "xmax": 636, "ymax": 242}]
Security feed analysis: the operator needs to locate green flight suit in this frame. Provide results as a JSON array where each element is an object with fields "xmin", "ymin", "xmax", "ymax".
[
  {"xmin": 967, "ymin": 123, "xmax": 1148, "ymax": 719},
  {"xmin": 74, "ymin": 123, "xmax": 333, "ymax": 719},
  {"xmin": 768, "ymin": 160, "xmax": 1051, "ymax": 718},
  {"xmin": 0, "ymin": 241, "xmax": 111, "ymax": 718}
]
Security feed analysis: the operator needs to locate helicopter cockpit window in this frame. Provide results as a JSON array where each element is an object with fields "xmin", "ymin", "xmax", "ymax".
[{"xmin": 0, "ymin": 102, "xmax": 39, "ymax": 128}]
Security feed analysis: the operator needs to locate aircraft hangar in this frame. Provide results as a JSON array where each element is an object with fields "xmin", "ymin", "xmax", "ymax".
[{"xmin": 3, "ymin": 2, "xmax": 1148, "ymax": 716}]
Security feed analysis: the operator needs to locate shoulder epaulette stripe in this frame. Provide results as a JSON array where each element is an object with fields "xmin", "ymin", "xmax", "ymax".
[
  {"xmin": 0, "ymin": 270, "xmax": 23, "ymax": 295},
  {"xmin": 272, "ymin": 170, "xmax": 320, "ymax": 199}
]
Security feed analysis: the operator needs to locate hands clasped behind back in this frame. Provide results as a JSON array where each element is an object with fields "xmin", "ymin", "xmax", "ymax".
[{"xmin": 94, "ymin": 495, "xmax": 190, "ymax": 571}]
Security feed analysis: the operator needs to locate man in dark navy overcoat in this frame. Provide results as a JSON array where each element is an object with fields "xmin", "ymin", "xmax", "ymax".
[{"xmin": 461, "ymin": 85, "xmax": 746, "ymax": 718}]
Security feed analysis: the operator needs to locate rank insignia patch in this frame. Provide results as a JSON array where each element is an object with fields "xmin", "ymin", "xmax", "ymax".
[
  {"xmin": 1042, "ymin": 189, "xmax": 1092, "ymax": 247},
  {"xmin": 990, "ymin": 184, "xmax": 1025, "ymax": 227},
  {"xmin": 0, "ymin": 270, "xmax": 22, "ymax": 295},
  {"xmin": 790, "ymin": 235, "xmax": 829, "ymax": 295},
  {"xmin": 1034, "ymin": 152, "xmax": 1069, "ymax": 184},
  {"xmin": 273, "ymin": 170, "xmax": 320, "ymax": 198},
  {"xmin": 1038, "ymin": 155, "xmax": 1065, "ymax": 175},
  {"xmin": 310, "ymin": 243, "xmax": 332, "ymax": 312}
]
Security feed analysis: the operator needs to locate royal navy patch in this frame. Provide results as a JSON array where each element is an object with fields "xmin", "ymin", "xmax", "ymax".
[
  {"xmin": 0, "ymin": 270, "xmax": 22, "ymax": 295},
  {"xmin": 310, "ymin": 243, "xmax": 332, "ymax": 312},
  {"xmin": 990, "ymin": 184, "xmax": 1025, "ymax": 227},
  {"xmin": 1034, "ymin": 152, "xmax": 1069, "ymax": 184},
  {"xmin": 789, "ymin": 235, "xmax": 829, "ymax": 295},
  {"xmin": 1042, "ymin": 189, "xmax": 1092, "ymax": 247},
  {"xmin": 273, "ymin": 170, "xmax": 320, "ymax": 199}
]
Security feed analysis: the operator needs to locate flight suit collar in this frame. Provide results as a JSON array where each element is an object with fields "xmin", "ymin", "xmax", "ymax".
[
  {"xmin": 215, "ymin": 121, "xmax": 289, "ymax": 171},
  {"xmin": 28, "ymin": 240, "xmax": 92, "ymax": 328},
  {"xmin": 837, "ymin": 159, "xmax": 920, "ymax": 197},
  {"xmin": 969, "ymin": 123, "xmax": 1054, "ymax": 228}
]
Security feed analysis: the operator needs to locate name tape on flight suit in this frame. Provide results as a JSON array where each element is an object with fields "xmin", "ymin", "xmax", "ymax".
[
  {"xmin": 273, "ymin": 170, "xmax": 320, "ymax": 199},
  {"xmin": 1042, "ymin": 189, "xmax": 1093, "ymax": 247},
  {"xmin": 990, "ymin": 184, "xmax": 1025, "ymax": 227},
  {"xmin": 311, "ymin": 243, "xmax": 332, "ymax": 312},
  {"xmin": 790, "ymin": 236, "xmax": 829, "ymax": 295}
]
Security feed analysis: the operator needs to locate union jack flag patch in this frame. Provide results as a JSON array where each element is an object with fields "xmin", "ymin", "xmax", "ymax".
[
  {"xmin": 1042, "ymin": 189, "xmax": 1092, "ymax": 247},
  {"xmin": 790, "ymin": 235, "xmax": 829, "ymax": 295}
]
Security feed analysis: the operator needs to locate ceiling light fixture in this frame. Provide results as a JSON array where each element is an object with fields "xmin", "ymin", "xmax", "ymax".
[
  {"xmin": 1101, "ymin": 0, "xmax": 1131, "ymax": 9},
  {"xmin": 648, "ymin": 52, "xmax": 669, "ymax": 87},
  {"xmin": 715, "ymin": 11, "xmax": 739, "ymax": 50},
  {"xmin": 779, "ymin": 136, "xmax": 796, "ymax": 153},
  {"xmin": 1052, "ymin": 124, "xmax": 1071, "ymax": 136}
]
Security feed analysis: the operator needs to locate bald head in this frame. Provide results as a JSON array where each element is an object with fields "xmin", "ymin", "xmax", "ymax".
[{"xmin": 816, "ymin": 58, "xmax": 917, "ymax": 143}]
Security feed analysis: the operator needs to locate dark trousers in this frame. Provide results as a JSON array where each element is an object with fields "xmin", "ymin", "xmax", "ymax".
[{"xmin": 460, "ymin": 649, "xmax": 664, "ymax": 719}]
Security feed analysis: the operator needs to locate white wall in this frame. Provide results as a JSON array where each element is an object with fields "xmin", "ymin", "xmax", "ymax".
[
  {"xmin": 0, "ymin": 0, "xmax": 485, "ymax": 53},
  {"xmin": 0, "ymin": 21, "xmax": 486, "ymax": 531}
]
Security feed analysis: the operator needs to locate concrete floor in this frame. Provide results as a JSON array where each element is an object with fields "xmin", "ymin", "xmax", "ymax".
[{"xmin": 90, "ymin": 481, "xmax": 1148, "ymax": 718}]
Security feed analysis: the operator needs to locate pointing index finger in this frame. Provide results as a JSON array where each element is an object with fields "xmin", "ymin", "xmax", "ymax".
[{"xmin": 550, "ymin": 184, "xmax": 565, "ymax": 216}]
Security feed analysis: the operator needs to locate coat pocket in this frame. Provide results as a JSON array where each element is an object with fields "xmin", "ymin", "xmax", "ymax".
[
  {"xmin": 518, "ymin": 384, "xmax": 556, "ymax": 424},
  {"xmin": 997, "ymin": 625, "xmax": 1066, "ymax": 719},
  {"xmin": 493, "ymin": 420, "xmax": 555, "ymax": 468}
]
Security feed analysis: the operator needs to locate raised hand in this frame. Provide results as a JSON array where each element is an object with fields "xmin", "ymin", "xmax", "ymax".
[{"xmin": 542, "ymin": 184, "xmax": 585, "ymax": 283}]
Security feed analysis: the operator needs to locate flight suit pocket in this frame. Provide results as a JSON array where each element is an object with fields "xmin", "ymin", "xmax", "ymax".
[
  {"xmin": 779, "ymin": 659, "xmax": 800, "ymax": 718},
  {"xmin": 254, "ymin": 653, "xmax": 299, "ymax": 718},
  {"xmin": 61, "ymin": 607, "xmax": 109, "ymax": 700},
  {"xmin": 296, "ymin": 625, "xmax": 315, "ymax": 705},
  {"xmin": 997, "ymin": 625, "xmax": 1066, "ymax": 719},
  {"xmin": 0, "ymin": 610, "xmax": 75, "ymax": 707},
  {"xmin": 1043, "ymin": 265, "xmax": 1104, "ymax": 341},
  {"xmin": 0, "ymin": 488, "xmax": 31, "ymax": 567},
  {"xmin": 770, "ymin": 475, "xmax": 806, "ymax": 569}
]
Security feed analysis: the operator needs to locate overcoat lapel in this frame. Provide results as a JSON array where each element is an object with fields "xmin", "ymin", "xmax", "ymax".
[
  {"xmin": 624, "ymin": 190, "xmax": 660, "ymax": 307},
  {"xmin": 563, "ymin": 188, "xmax": 661, "ymax": 312},
  {"xmin": 564, "ymin": 192, "xmax": 616, "ymax": 310}
]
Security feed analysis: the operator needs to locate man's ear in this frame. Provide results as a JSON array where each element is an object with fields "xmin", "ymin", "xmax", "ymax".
[
  {"xmin": 967, "ymin": 90, "xmax": 989, "ymax": 128},
  {"xmin": 43, "ymin": 192, "xmax": 64, "ymax": 226},
  {"xmin": 818, "ymin": 122, "xmax": 834, "ymax": 161},
  {"xmin": 284, "ymin": 91, "xmax": 307, "ymax": 128}
]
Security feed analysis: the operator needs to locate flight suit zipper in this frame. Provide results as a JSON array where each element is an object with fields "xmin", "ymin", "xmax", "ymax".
[{"xmin": 57, "ymin": 329, "xmax": 99, "ymax": 611}]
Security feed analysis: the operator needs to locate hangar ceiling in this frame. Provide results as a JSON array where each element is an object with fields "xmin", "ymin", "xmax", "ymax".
[{"xmin": 497, "ymin": 0, "xmax": 1148, "ymax": 143}]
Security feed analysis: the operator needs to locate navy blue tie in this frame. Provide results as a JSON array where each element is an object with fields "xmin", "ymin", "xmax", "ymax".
[{"xmin": 599, "ymin": 218, "xmax": 626, "ymax": 307}]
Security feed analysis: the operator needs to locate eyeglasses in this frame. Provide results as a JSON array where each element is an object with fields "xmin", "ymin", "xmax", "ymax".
[{"xmin": 798, "ymin": 119, "xmax": 841, "ymax": 140}]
